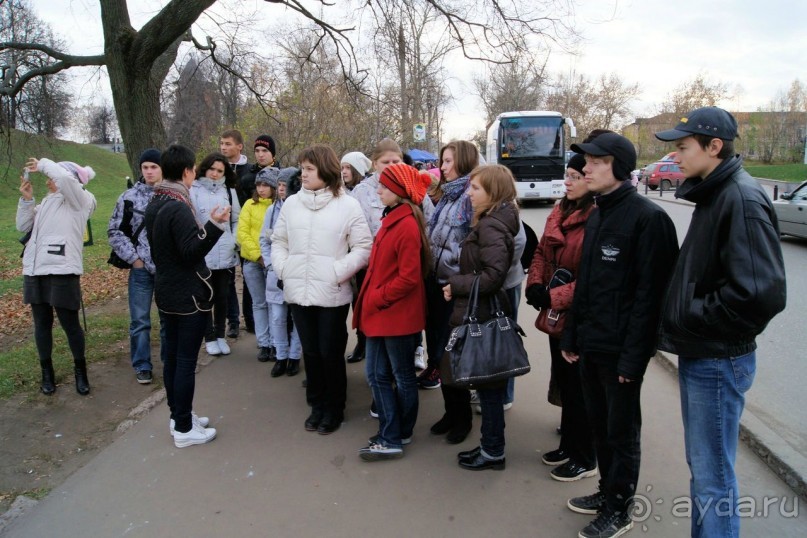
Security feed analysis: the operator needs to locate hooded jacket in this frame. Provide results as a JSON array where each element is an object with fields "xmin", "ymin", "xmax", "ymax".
[
  {"xmin": 561, "ymin": 182, "xmax": 679, "ymax": 380},
  {"xmin": 189, "ymin": 177, "xmax": 241, "ymax": 270},
  {"xmin": 448, "ymin": 201, "xmax": 520, "ymax": 327},
  {"xmin": 428, "ymin": 174, "xmax": 473, "ymax": 285},
  {"xmin": 658, "ymin": 156, "xmax": 786, "ymax": 358},
  {"xmin": 238, "ymin": 196, "xmax": 272, "ymax": 262},
  {"xmin": 259, "ymin": 197, "xmax": 286, "ymax": 304},
  {"xmin": 17, "ymin": 158, "xmax": 97, "ymax": 276},
  {"xmin": 270, "ymin": 187, "xmax": 372, "ymax": 307}
]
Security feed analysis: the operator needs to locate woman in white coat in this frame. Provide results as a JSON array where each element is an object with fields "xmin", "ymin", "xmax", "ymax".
[
  {"xmin": 271, "ymin": 144, "xmax": 372, "ymax": 434},
  {"xmin": 17, "ymin": 157, "xmax": 97, "ymax": 395}
]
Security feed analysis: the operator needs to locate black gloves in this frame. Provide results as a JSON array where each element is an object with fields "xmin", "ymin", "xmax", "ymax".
[
  {"xmin": 277, "ymin": 279, "xmax": 284, "ymax": 290},
  {"xmin": 525, "ymin": 284, "xmax": 551, "ymax": 310}
]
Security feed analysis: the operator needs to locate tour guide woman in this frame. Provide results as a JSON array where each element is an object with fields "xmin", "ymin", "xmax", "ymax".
[{"xmin": 145, "ymin": 144, "xmax": 231, "ymax": 449}]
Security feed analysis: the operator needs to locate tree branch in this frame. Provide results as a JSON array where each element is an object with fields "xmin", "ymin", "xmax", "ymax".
[{"xmin": 0, "ymin": 42, "xmax": 104, "ymax": 96}]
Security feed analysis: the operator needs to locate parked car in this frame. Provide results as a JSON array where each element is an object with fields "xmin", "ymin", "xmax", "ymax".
[
  {"xmin": 774, "ymin": 180, "xmax": 807, "ymax": 239},
  {"xmin": 642, "ymin": 161, "xmax": 685, "ymax": 190}
]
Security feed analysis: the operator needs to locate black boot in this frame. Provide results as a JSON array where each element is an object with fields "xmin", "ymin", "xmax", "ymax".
[
  {"xmin": 74, "ymin": 361, "xmax": 90, "ymax": 396},
  {"xmin": 40, "ymin": 361, "xmax": 56, "ymax": 395},
  {"xmin": 346, "ymin": 332, "xmax": 366, "ymax": 363}
]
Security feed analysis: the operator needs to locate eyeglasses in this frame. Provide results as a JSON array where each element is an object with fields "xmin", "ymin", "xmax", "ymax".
[{"xmin": 565, "ymin": 172, "xmax": 584, "ymax": 182}]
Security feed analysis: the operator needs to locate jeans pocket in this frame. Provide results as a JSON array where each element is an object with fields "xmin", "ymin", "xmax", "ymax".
[{"xmin": 731, "ymin": 352, "xmax": 756, "ymax": 394}]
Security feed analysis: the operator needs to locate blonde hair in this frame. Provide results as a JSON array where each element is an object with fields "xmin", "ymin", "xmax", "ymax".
[{"xmin": 470, "ymin": 164, "xmax": 517, "ymax": 225}]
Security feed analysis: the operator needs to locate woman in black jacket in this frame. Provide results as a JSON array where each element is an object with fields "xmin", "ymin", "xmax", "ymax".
[
  {"xmin": 145, "ymin": 145, "xmax": 231, "ymax": 449},
  {"xmin": 442, "ymin": 164, "xmax": 520, "ymax": 470}
]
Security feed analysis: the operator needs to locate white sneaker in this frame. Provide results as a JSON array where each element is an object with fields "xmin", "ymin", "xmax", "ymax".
[
  {"xmin": 173, "ymin": 423, "xmax": 217, "ymax": 448},
  {"xmin": 205, "ymin": 340, "xmax": 222, "ymax": 356},
  {"xmin": 413, "ymin": 346, "xmax": 426, "ymax": 370},
  {"xmin": 217, "ymin": 338, "xmax": 231, "ymax": 355},
  {"xmin": 169, "ymin": 412, "xmax": 210, "ymax": 435},
  {"xmin": 470, "ymin": 390, "xmax": 480, "ymax": 404},
  {"xmin": 474, "ymin": 402, "xmax": 513, "ymax": 414}
]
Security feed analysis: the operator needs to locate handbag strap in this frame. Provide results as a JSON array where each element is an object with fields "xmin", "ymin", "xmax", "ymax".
[{"xmin": 463, "ymin": 275, "xmax": 481, "ymax": 323}]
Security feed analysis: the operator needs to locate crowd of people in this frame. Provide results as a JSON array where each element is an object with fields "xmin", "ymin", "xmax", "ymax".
[{"xmin": 15, "ymin": 106, "xmax": 787, "ymax": 538}]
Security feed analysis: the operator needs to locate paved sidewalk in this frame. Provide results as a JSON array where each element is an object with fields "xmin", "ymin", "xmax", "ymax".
[{"xmin": 3, "ymin": 323, "xmax": 806, "ymax": 537}]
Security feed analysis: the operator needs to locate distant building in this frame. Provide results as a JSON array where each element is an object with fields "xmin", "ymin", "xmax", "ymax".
[{"xmin": 623, "ymin": 111, "xmax": 807, "ymax": 164}]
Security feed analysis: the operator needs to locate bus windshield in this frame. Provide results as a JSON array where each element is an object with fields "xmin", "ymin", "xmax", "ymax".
[{"xmin": 499, "ymin": 116, "xmax": 564, "ymax": 159}]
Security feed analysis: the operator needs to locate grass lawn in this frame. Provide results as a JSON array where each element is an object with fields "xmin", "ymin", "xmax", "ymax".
[
  {"xmin": 744, "ymin": 162, "xmax": 807, "ymax": 183},
  {"xmin": 0, "ymin": 129, "xmax": 132, "ymax": 298}
]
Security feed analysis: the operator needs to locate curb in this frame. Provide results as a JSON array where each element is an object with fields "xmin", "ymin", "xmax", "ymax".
[{"xmin": 653, "ymin": 352, "xmax": 807, "ymax": 502}]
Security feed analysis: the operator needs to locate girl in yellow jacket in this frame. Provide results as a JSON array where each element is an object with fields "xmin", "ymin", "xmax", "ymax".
[{"xmin": 237, "ymin": 168, "xmax": 276, "ymax": 359}]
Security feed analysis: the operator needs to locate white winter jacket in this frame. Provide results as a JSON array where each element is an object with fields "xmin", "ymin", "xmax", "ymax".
[
  {"xmin": 189, "ymin": 177, "xmax": 241, "ymax": 270},
  {"xmin": 17, "ymin": 158, "xmax": 97, "ymax": 276},
  {"xmin": 271, "ymin": 186, "xmax": 372, "ymax": 307}
]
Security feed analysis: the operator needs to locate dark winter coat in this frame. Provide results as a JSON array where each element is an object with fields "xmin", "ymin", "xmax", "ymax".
[
  {"xmin": 145, "ymin": 189, "xmax": 224, "ymax": 315},
  {"xmin": 353, "ymin": 204, "xmax": 427, "ymax": 337},
  {"xmin": 658, "ymin": 156, "xmax": 786, "ymax": 358},
  {"xmin": 448, "ymin": 202, "xmax": 520, "ymax": 328},
  {"xmin": 560, "ymin": 182, "xmax": 679, "ymax": 380}
]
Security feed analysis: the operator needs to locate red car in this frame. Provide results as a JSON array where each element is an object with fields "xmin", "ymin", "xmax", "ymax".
[{"xmin": 642, "ymin": 161, "xmax": 685, "ymax": 191}]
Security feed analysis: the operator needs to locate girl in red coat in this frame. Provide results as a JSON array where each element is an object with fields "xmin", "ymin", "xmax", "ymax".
[
  {"xmin": 353, "ymin": 163, "xmax": 432, "ymax": 461},
  {"xmin": 525, "ymin": 153, "xmax": 597, "ymax": 481}
]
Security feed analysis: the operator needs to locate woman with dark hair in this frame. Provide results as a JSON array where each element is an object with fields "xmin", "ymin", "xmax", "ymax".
[
  {"xmin": 421, "ymin": 140, "xmax": 479, "ymax": 445},
  {"xmin": 444, "ymin": 164, "xmax": 520, "ymax": 470},
  {"xmin": 525, "ymin": 152, "xmax": 597, "ymax": 481},
  {"xmin": 146, "ymin": 144, "xmax": 231, "ymax": 448},
  {"xmin": 271, "ymin": 144, "xmax": 373, "ymax": 434},
  {"xmin": 17, "ymin": 157, "xmax": 97, "ymax": 395},
  {"xmin": 190, "ymin": 152, "xmax": 241, "ymax": 357}
]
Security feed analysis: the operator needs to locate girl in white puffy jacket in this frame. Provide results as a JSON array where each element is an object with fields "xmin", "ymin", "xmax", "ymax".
[
  {"xmin": 16, "ymin": 157, "xmax": 97, "ymax": 396},
  {"xmin": 190, "ymin": 153, "xmax": 241, "ymax": 357},
  {"xmin": 271, "ymin": 145, "xmax": 372, "ymax": 434}
]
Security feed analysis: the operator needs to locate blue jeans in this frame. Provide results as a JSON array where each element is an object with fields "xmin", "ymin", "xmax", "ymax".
[
  {"xmin": 242, "ymin": 261, "xmax": 270, "ymax": 347},
  {"xmin": 269, "ymin": 302, "xmax": 302, "ymax": 360},
  {"xmin": 128, "ymin": 268, "xmax": 165, "ymax": 372},
  {"xmin": 365, "ymin": 333, "xmax": 420, "ymax": 448},
  {"xmin": 162, "ymin": 311, "xmax": 207, "ymax": 433},
  {"xmin": 477, "ymin": 386, "xmax": 507, "ymax": 458},
  {"xmin": 679, "ymin": 352, "xmax": 756, "ymax": 538}
]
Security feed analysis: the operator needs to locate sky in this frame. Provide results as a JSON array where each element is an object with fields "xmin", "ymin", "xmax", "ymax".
[{"xmin": 27, "ymin": 0, "xmax": 807, "ymax": 142}]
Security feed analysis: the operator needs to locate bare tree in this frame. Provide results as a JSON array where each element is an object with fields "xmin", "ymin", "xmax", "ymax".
[
  {"xmin": 81, "ymin": 101, "xmax": 117, "ymax": 144},
  {"xmin": 166, "ymin": 55, "xmax": 222, "ymax": 150},
  {"xmin": 751, "ymin": 79, "xmax": 807, "ymax": 163},
  {"xmin": 592, "ymin": 72, "xmax": 640, "ymax": 130},
  {"xmin": 0, "ymin": 0, "xmax": 577, "ymax": 176},
  {"xmin": 473, "ymin": 48, "xmax": 548, "ymax": 126},
  {"xmin": 658, "ymin": 74, "xmax": 730, "ymax": 116}
]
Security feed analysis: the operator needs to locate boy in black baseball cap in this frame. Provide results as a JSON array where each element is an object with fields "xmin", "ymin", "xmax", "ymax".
[
  {"xmin": 561, "ymin": 131, "xmax": 679, "ymax": 538},
  {"xmin": 654, "ymin": 107, "xmax": 786, "ymax": 537}
]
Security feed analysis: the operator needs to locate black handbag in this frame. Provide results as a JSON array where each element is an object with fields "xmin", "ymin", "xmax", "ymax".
[{"xmin": 443, "ymin": 276, "xmax": 530, "ymax": 388}]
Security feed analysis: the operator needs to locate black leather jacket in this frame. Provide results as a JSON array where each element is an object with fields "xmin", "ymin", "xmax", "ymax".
[
  {"xmin": 658, "ymin": 156, "xmax": 786, "ymax": 358},
  {"xmin": 561, "ymin": 182, "xmax": 679, "ymax": 380}
]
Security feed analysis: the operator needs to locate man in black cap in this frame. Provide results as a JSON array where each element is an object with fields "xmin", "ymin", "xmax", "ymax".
[
  {"xmin": 108, "ymin": 148, "xmax": 165, "ymax": 385},
  {"xmin": 560, "ymin": 132, "xmax": 679, "ymax": 538},
  {"xmin": 655, "ymin": 107, "xmax": 786, "ymax": 538}
]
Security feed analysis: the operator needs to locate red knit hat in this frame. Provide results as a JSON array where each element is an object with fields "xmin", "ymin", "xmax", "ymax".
[{"xmin": 379, "ymin": 163, "xmax": 431, "ymax": 205}]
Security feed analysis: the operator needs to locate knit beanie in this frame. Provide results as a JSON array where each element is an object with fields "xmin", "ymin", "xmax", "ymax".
[
  {"xmin": 58, "ymin": 161, "xmax": 95, "ymax": 185},
  {"xmin": 254, "ymin": 135, "xmax": 277, "ymax": 155},
  {"xmin": 567, "ymin": 153, "xmax": 586, "ymax": 175},
  {"xmin": 139, "ymin": 148, "xmax": 161, "ymax": 167},
  {"xmin": 255, "ymin": 167, "xmax": 279, "ymax": 188},
  {"xmin": 379, "ymin": 163, "xmax": 431, "ymax": 205},
  {"xmin": 341, "ymin": 151, "xmax": 372, "ymax": 177},
  {"xmin": 277, "ymin": 167, "xmax": 298, "ymax": 184}
]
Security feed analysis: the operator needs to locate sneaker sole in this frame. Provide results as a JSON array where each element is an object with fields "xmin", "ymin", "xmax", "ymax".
[
  {"xmin": 567, "ymin": 499, "xmax": 603, "ymax": 515},
  {"xmin": 136, "ymin": 377, "xmax": 152, "ymax": 385},
  {"xmin": 577, "ymin": 520, "xmax": 633, "ymax": 538},
  {"xmin": 551, "ymin": 467, "xmax": 598, "ymax": 482},
  {"xmin": 542, "ymin": 456, "xmax": 569, "ymax": 466},
  {"xmin": 359, "ymin": 451, "xmax": 403, "ymax": 461},
  {"xmin": 174, "ymin": 432, "xmax": 217, "ymax": 448},
  {"xmin": 418, "ymin": 382, "xmax": 441, "ymax": 390}
]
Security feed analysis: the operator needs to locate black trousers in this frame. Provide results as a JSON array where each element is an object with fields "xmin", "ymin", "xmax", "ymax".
[
  {"xmin": 580, "ymin": 352, "xmax": 643, "ymax": 513},
  {"xmin": 290, "ymin": 304, "xmax": 350, "ymax": 419},
  {"xmin": 206, "ymin": 268, "xmax": 232, "ymax": 341},
  {"xmin": 31, "ymin": 304, "xmax": 85, "ymax": 366},
  {"xmin": 551, "ymin": 337, "xmax": 596, "ymax": 467},
  {"xmin": 424, "ymin": 274, "xmax": 453, "ymax": 369}
]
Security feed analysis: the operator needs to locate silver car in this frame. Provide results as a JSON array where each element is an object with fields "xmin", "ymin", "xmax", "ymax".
[{"xmin": 774, "ymin": 181, "xmax": 807, "ymax": 239}]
